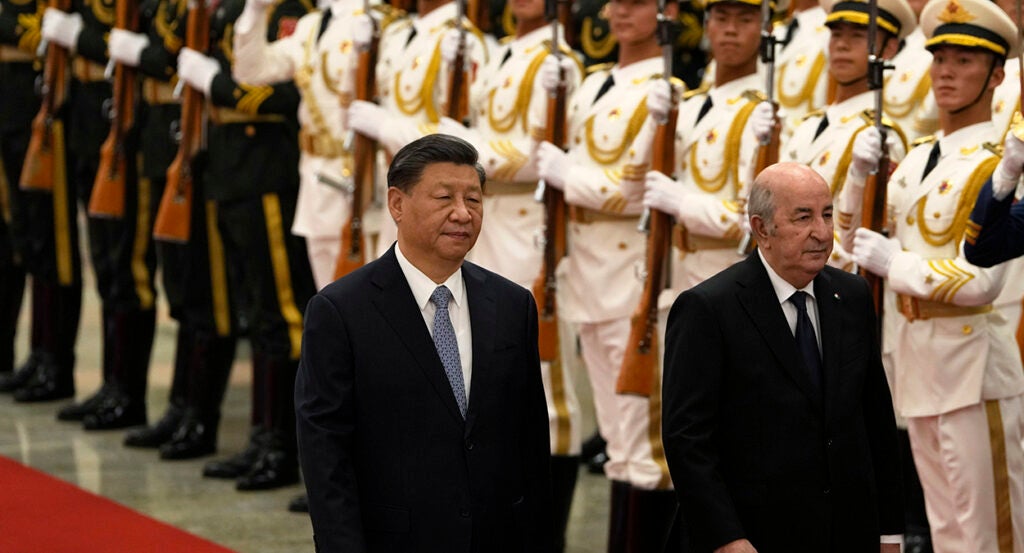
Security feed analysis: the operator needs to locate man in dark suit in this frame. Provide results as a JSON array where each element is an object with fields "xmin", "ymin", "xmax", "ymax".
[
  {"xmin": 662, "ymin": 162, "xmax": 903, "ymax": 553},
  {"xmin": 295, "ymin": 134, "xmax": 553, "ymax": 553}
]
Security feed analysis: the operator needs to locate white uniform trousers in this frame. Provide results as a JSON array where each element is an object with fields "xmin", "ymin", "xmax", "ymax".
[
  {"xmin": 907, "ymin": 395, "xmax": 1024, "ymax": 553},
  {"xmin": 543, "ymin": 317, "xmax": 583, "ymax": 457},
  {"xmin": 306, "ymin": 236, "xmax": 340, "ymax": 291},
  {"xmin": 579, "ymin": 317, "xmax": 672, "ymax": 490}
]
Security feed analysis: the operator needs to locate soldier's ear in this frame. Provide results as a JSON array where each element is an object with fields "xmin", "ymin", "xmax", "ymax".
[
  {"xmin": 988, "ymin": 61, "xmax": 1006, "ymax": 91},
  {"xmin": 664, "ymin": 0, "xmax": 679, "ymax": 19}
]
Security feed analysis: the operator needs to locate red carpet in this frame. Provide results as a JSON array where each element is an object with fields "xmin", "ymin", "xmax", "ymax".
[{"xmin": 0, "ymin": 455, "xmax": 236, "ymax": 553}]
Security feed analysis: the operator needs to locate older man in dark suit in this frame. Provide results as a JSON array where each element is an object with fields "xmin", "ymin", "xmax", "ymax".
[
  {"xmin": 295, "ymin": 134, "xmax": 552, "ymax": 553},
  {"xmin": 662, "ymin": 162, "xmax": 903, "ymax": 553}
]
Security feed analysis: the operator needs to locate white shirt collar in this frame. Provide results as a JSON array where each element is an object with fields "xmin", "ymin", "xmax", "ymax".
[
  {"xmin": 413, "ymin": 1, "xmax": 457, "ymax": 34},
  {"xmin": 758, "ymin": 249, "xmax": 816, "ymax": 306},
  {"xmin": 394, "ymin": 243, "xmax": 465, "ymax": 310}
]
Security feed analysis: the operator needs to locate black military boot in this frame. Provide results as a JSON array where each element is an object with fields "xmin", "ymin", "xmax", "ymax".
[
  {"xmin": 204, "ymin": 426, "xmax": 269, "ymax": 479},
  {"xmin": 552, "ymin": 455, "xmax": 580, "ymax": 553},
  {"xmin": 160, "ymin": 331, "xmax": 236, "ymax": 460},
  {"xmin": 623, "ymin": 487, "xmax": 678, "ymax": 553},
  {"xmin": 607, "ymin": 480, "xmax": 631, "ymax": 553},
  {"xmin": 82, "ymin": 309, "xmax": 155, "ymax": 430},
  {"xmin": 0, "ymin": 352, "xmax": 41, "ymax": 393},
  {"xmin": 125, "ymin": 324, "xmax": 194, "ymax": 447},
  {"xmin": 287, "ymin": 494, "xmax": 309, "ymax": 513},
  {"xmin": 15, "ymin": 281, "xmax": 78, "ymax": 402},
  {"xmin": 236, "ymin": 354, "xmax": 299, "ymax": 491},
  {"xmin": 0, "ymin": 252, "xmax": 26, "ymax": 376},
  {"xmin": 57, "ymin": 304, "xmax": 115, "ymax": 421}
]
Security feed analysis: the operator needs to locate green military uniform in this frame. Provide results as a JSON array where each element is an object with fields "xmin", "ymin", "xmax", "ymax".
[
  {"xmin": 198, "ymin": 0, "xmax": 316, "ymax": 491},
  {"xmin": 0, "ymin": 0, "xmax": 40, "ymax": 383}
]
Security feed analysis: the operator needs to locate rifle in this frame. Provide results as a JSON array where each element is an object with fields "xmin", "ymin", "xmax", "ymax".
[
  {"xmin": 333, "ymin": 0, "xmax": 379, "ymax": 279},
  {"xmin": 20, "ymin": 0, "xmax": 72, "ymax": 192},
  {"xmin": 88, "ymin": 0, "xmax": 140, "ymax": 218},
  {"xmin": 617, "ymin": 2, "xmax": 678, "ymax": 397},
  {"xmin": 152, "ymin": 0, "xmax": 209, "ymax": 243},
  {"xmin": 446, "ymin": 0, "xmax": 470, "ymax": 122},
  {"xmin": 531, "ymin": 0, "xmax": 571, "ymax": 368},
  {"xmin": 737, "ymin": 0, "xmax": 779, "ymax": 256},
  {"xmin": 860, "ymin": 0, "xmax": 892, "ymax": 323}
]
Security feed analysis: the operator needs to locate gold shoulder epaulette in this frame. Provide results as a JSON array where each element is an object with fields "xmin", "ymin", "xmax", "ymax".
[
  {"xmin": 682, "ymin": 83, "xmax": 710, "ymax": 100},
  {"xmin": 983, "ymin": 141, "xmax": 1003, "ymax": 157},
  {"xmin": 586, "ymin": 62, "xmax": 615, "ymax": 75},
  {"xmin": 742, "ymin": 90, "xmax": 767, "ymax": 103},
  {"xmin": 372, "ymin": 4, "xmax": 405, "ymax": 29},
  {"xmin": 802, "ymin": 108, "xmax": 825, "ymax": 121},
  {"xmin": 500, "ymin": 35, "xmax": 515, "ymax": 45},
  {"xmin": 911, "ymin": 134, "xmax": 937, "ymax": 147}
]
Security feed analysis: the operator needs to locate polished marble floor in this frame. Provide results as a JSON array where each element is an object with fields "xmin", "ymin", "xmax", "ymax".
[{"xmin": 0, "ymin": 276, "xmax": 611, "ymax": 553}]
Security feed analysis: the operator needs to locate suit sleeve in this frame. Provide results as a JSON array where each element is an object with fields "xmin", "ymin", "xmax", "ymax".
[
  {"xmin": 964, "ymin": 178, "xmax": 1024, "ymax": 268},
  {"xmin": 855, "ymin": 277, "xmax": 904, "ymax": 535},
  {"xmin": 662, "ymin": 289, "xmax": 746, "ymax": 548},
  {"xmin": 521, "ymin": 291, "xmax": 555, "ymax": 553},
  {"xmin": 295, "ymin": 293, "xmax": 366, "ymax": 552}
]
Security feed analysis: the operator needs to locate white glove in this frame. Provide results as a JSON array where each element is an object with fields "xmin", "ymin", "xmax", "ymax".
[
  {"xmin": 537, "ymin": 141, "xmax": 570, "ymax": 190},
  {"xmin": 750, "ymin": 101, "xmax": 775, "ymax": 144},
  {"xmin": 177, "ymin": 47, "xmax": 220, "ymax": 96},
  {"xmin": 352, "ymin": 14, "xmax": 375, "ymax": 50},
  {"xmin": 440, "ymin": 28, "xmax": 476, "ymax": 66},
  {"xmin": 852, "ymin": 227, "xmax": 900, "ymax": 277},
  {"xmin": 438, "ymin": 116, "xmax": 476, "ymax": 142},
  {"xmin": 646, "ymin": 79, "xmax": 672, "ymax": 123},
  {"xmin": 849, "ymin": 126, "xmax": 883, "ymax": 180},
  {"xmin": 538, "ymin": 55, "xmax": 574, "ymax": 95},
  {"xmin": 235, "ymin": 0, "xmax": 276, "ymax": 34},
  {"xmin": 41, "ymin": 9, "xmax": 83, "ymax": 50},
  {"xmin": 993, "ymin": 131, "xmax": 1024, "ymax": 201},
  {"xmin": 643, "ymin": 170, "xmax": 688, "ymax": 219},
  {"xmin": 348, "ymin": 99, "xmax": 389, "ymax": 142},
  {"xmin": 108, "ymin": 29, "xmax": 149, "ymax": 67}
]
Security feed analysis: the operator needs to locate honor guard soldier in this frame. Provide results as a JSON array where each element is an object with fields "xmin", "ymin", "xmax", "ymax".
[
  {"xmin": 883, "ymin": 0, "xmax": 937, "ymax": 143},
  {"xmin": 437, "ymin": 0, "xmax": 584, "ymax": 548},
  {"xmin": 0, "ymin": 0, "xmax": 40, "ymax": 388},
  {"xmin": 347, "ymin": 0, "xmax": 490, "ymax": 257},
  {"xmin": 761, "ymin": 0, "xmax": 913, "ymax": 270},
  {"xmin": 774, "ymin": 0, "xmax": 832, "ymax": 139},
  {"xmin": 840, "ymin": 0, "xmax": 1024, "ymax": 549},
  {"xmin": 536, "ymin": 0, "xmax": 679, "ymax": 549},
  {"xmin": 175, "ymin": 0, "xmax": 317, "ymax": 491},
  {"xmin": 104, "ymin": 0, "xmax": 241, "ymax": 461},
  {"xmin": 231, "ymin": 0, "xmax": 397, "ymax": 290}
]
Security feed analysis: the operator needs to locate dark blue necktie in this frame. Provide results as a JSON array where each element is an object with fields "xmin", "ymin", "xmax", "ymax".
[
  {"xmin": 593, "ymin": 74, "xmax": 614, "ymax": 104},
  {"xmin": 431, "ymin": 285, "xmax": 467, "ymax": 417},
  {"xmin": 789, "ymin": 291, "xmax": 822, "ymax": 392},
  {"xmin": 695, "ymin": 96, "xmax": 713, "ymax": 124},
  {"xmin": 813, "ymin": 115, "xmax": 829, "ymax": 140},
  {"xmin": 921, "ymin": 142, "xmax": 941, "ymax": 180}
]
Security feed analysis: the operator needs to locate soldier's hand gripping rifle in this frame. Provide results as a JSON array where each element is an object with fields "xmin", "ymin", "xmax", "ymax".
[
  {"xmin": 446, "ymin": 0, "xmax": 470, "ymax": 122},
  {"xmin": 88, "ymin": 0, "xmax": 140, "ymax": 218},
  {"xmin": 153, "ymin": 0, "xmax": 209, "ymax": 243},
  {"xmin": 531, "ymin": 0, "xmax": 572, "ymax": 366},
  {"xmin": 617, "ymin": 3, "xmax": 678, "ymax": 397},
  {"xmin": 20, "ymin": 0, "xmax": 73, "ymax": 192},
  {"xmin": 737, "ymin": 0, "xmax": 779, "ymax": 255},
  {"xmin": 333, "ymin": 2, "xmax": 379, "ymax": 280},
  {"xmin": 860, "ymin": 0, "xmax": 893, "ymax": 322}
]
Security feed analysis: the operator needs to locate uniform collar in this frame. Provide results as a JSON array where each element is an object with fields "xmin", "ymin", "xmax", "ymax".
[
  {"xmin": 414, "ymin": 1, "xmax": 458, "ymax": 35},
  {"xmin": 935, "ymin": 121, "xmax": 996, "ymax": 156},
  {"xmin": 825, "ymin": 90, "xmax": 874, "ymax": 124},
  {"xmin": 710, "ymin": 72, "xmax": 762, "ymax": 104},
  {"xmin": 610, "ymin": 56, "xmax": 663, "ymax": 86}
]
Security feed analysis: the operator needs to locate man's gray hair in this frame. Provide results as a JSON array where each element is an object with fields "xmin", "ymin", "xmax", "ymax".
[{"xmin": 747, "ymin": 177, "xmax": 775, "ymax": 230}]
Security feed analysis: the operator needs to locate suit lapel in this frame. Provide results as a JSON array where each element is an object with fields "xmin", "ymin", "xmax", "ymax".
[
  {"xmin": 814, "ymin": 270, "xmax": 842, "ymax": 421},
  {"xmin": 370, "ymin": 248, "xmax": 465, "ymax": 425},
  {"xmin": 736, "ymin": 255, "xmax": 824, "ymax": 410},
  {"xmin": 462, "ymin": 263, "xmax": 495, "ymax": 437}
]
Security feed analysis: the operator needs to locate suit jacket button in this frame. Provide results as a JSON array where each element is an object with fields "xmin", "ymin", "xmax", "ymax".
[
  {"xmin": 826, "ymin": 439, "xmax": 833, "ymax": 447},
  {"xmin": 460, "ymin": 508, "xmax": 471, "ymax": 518},
  {"xmin": 465, "ymin": 439, "xmax": 474, "ymax": 450},
  {"xmin": 823, "ymin": 488, "xmax": 831, "ymax": 495}
]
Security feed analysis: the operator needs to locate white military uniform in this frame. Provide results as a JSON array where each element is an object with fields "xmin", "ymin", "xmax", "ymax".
[
  {"xmin": 463, "ymin": 25, "xmax": 584, "ymax": 456},
  {"xmin": 232, "ymin": 0, "xmax": 391, "ymax": 289},
  {"xmin": 838, "ymin": 122, "xmax": 1024, "ymax": 552},
  {"xmin": 560, "ymin": 57, "xmax": 671, "ymax": 490},
  {"xmin": 785, "ymin": 90, "xmax": 908, "ymax": 270},
  {"xmin": 775, "ymin": 5, "xmax": 830, "ymax": 139},
  {"xmin": 662, "ymin": 73, "xmax": 762, "ymax": 299},
  {"xmin": 884, "ymin": 27, "xmax": 937, "ymax": 144},
  {"xmin": 373, "ymin": 2, "xmax": 489, "ymax": 256}
]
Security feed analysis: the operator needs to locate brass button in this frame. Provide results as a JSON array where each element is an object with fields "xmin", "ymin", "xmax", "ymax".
[
  {"xmin": 962, "ymin": 325, "xmax": 973, "ymax": 335},
  {"xmin": 618, "ymin": 242, "xmax": 627, "ymax": 250},
  {"xmin": 245, "ymin": 125, "xmax": 256, "ymax": 137},
  {"xmin": 518, "ymin": 208, "xmax": 528, "ymax": 216},
  {"xmin": 906, "ymin": 216, "xmax": 915, "ymax": 225}
]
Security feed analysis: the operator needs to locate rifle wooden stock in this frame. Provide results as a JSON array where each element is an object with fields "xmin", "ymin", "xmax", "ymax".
[
  {"xmin": 20, "ymin": 0, "xmax": 71, "ymax": 192},
  {"xmin": 445, "ymin": 30, "xmax": 469, "ymax": 122},
  {"xmin": 618, "ymin": 107, "xmax": 677, "ymax": 397},
  {"xmin": 531, "ymin": 41, "xmax": 568, "ymax": 364},
  {"xmin": 333, "ymin": 29, "xmax": 379, "ymax": 280},
  {"xmin": 89, "ymin": 0, "xmax": 139, "ymax": 218},
  {"xmin": 860, "ymin": 152, "xmax": 889, "ymax": 318},
  {"xmin": 153, "ymin": 0, "xmax": 208, "ymax": 243}
]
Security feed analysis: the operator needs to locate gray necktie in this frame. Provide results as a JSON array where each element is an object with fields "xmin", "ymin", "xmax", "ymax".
[{"xmin": 431, "ymin": 285, "xmax": 467, "ymax": 417}]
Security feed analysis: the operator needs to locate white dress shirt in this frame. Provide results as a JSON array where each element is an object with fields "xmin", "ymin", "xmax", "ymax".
[{"xmin": 395, "ymin": 244, "xmax": 473, "ymax": 399}]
